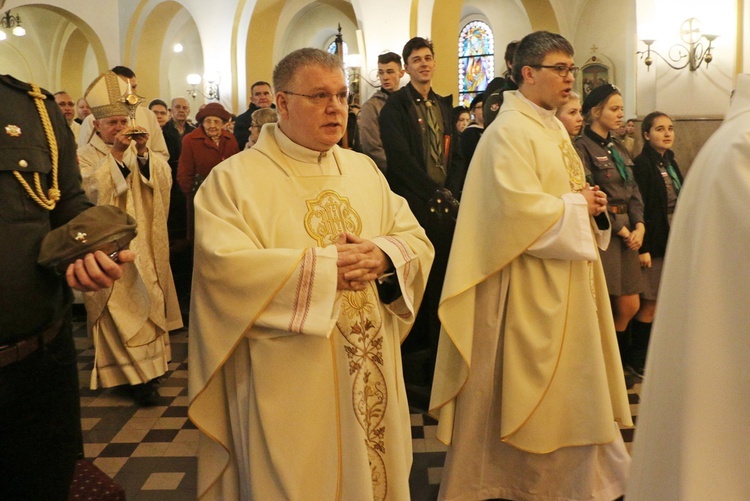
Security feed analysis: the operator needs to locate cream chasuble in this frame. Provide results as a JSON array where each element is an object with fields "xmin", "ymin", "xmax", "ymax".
[
  {"xmin": 627, "ymin": 74, "xmax": 750, "ymax": 501},
  {"xmin": 188, "ymin": 124, "xmax": 433, "ymax": 500},
  {"xmin": 78, "ymin": 134, "xmax": 181, "ymax": 389},
  {"xmin": 430, "ymin": 91, "xmax": 632, "ymax": 501}
]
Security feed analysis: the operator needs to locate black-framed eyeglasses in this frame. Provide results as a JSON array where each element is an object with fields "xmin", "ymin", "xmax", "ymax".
[
  {"xmin": 282, "ymin": 90, "xmax": 349, "ymax": 106},
  {"xmin": 530, "ymin": 64, "xmax": 579, "ymax": 78}
]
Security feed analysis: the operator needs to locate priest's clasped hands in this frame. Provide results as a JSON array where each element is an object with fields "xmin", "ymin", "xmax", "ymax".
[
  {"xmin": 335, "ymin": 232, "xmax": 393, "ymax": 291},
  {"xmin": 582, "ymin": 183, "xmax": 607, "ymax": 216}
]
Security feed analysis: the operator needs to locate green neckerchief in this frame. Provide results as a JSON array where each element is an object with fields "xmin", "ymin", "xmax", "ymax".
[
  {"xmin": 609, "ymin": 143, "xmax": 632, "ymax": 183},
  {"xmin": 666, "ymin": 162, "xmax": 682, "ymax": 194}
]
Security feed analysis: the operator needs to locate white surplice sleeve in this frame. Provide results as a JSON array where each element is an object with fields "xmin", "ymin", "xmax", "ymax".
[{"xmin": 526, "ymin": 192, "xmax": 610, "ymax": 261}]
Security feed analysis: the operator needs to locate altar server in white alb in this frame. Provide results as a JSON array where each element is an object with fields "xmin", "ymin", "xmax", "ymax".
[
  {"xmin": 78, "ymin": 71, "xmax": 182, "ymax": 404},
  {"xmin": 627, "ymin": 74, "xmax": 750, "ymax": 501},
  {"xmin": 430, "ymin": 31, "xmax": 633, "ymax": 501},
  {"xmin": 188, "ymin": 48, "xmax": 434, "ymax": 500}
]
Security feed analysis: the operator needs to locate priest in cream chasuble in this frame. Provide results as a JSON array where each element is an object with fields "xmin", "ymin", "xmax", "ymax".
[
  {"xmin": 430, "ymin": 32, "xmax": 633, "ymax": 501},
  {"xmin": 188, "ymin": 49, "xmax": 434, "ymax": 501}
]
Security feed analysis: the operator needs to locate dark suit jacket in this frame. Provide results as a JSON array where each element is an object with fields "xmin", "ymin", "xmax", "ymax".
[{"xmin": 379, "ymin": 83, "xmax": 466, "ymax": 234}]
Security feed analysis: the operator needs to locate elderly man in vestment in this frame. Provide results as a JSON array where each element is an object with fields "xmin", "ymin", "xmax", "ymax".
[
  {"xmin": 78, "ymin": 71, "xmax": 182, "ymax": 404},
  {"xmin": 626, "ymin": 74, "xmax": 750, "ymax": 500},
  {"xmin": 188, "ymin": 48, "xmax": 434, "ymax": 500},
  {"xmin": 429, "ymin": 31, "xmax": 633, "ymax": 501}
]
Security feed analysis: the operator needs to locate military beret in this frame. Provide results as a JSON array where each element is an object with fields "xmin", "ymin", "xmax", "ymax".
[
  {"xmin": 582, "ymin": 83, "xmax": 619, "ymax": 116},
  {"xmin": 38, "ymin": 205, "xmax": 137, "ymax": 275}
]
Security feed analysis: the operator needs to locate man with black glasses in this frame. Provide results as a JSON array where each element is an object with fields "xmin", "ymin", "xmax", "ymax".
[{"xmin": 431, "ymin": 31, "xmax": 632, "ymax": 500}]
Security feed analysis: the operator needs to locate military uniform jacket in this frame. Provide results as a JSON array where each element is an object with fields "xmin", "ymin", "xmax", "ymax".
[
  {"xmin": 575, "ymin": 127, "xmax": 644, "ymax": 234},
  {"xmin": 0, "ymin": 74, "xmax": 91, "ymax": 344}
]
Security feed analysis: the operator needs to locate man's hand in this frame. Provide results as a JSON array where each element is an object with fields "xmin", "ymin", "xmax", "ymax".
[
  {"xmin": 131, "ymin": 127, "xmax": 149, "ymax": 156},
  {"xmin": 335, "ymin": 232, "xmax": 392, "ymax": 291},
  {"xmin": 66, "ymin": 249, "xmax": 135, "ymax": 292},
  {"xmin": 581, "ymin": 183, "xmax": 607, "ymax": 216},
  {"xmin": 110, "ymin": 130, "xmax": 133, "ymax": 162}
]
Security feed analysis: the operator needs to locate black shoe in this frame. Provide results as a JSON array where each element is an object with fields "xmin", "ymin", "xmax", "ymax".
[{"xmin": 131, "ymin": 380, "xmax": 159, "ymax": 406}]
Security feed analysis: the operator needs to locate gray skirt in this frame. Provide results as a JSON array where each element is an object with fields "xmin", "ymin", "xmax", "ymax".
[
  {"xmin": 600, "ymin": 236, "xmax": 643, "ymax": 297},
  {"xmin": 640, "ymin": 256, "xmax": 664, "ymax": 301}
]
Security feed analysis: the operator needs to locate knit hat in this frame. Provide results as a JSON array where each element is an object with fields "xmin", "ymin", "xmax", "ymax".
[
  {"xmin": 196, "ymin": 102, "xmax": 231, "ymax": 123},
  {"xmin": 582, "ymin": 83, "xmax": 619, "ymax": 116},
  {"xmin": 84, "ymin": 71, "xmax": 129, "ymax": 119}
]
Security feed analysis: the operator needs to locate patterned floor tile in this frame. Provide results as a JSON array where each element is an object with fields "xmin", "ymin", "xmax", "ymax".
[{"xmin": 73, "ymin": 321, "xmax": 642, "ymax": 500}]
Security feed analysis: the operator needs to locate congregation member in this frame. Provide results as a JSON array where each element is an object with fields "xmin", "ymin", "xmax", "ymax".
[
  {"xmin": 54, "ymin": 90, "xmax": 81, "ymax": 141},
  {"xmin": 78, "ymin": 66, "xmax": 169, "ymax": 163},
  {"xmin": 358, "ymin": 51, "xmax": 404, "ymax": 172},
  {"xmin": 380, "ymin": 37, "xmax": 465, "ymax": 404},
  {"xmin": 431, "ymin": 31, "xmax": 632, "ymax": 501},
  {"xmin": 0, "ymin": 73, "xmax": 132, "ymax": 500},
  {"xmin": 243, "ymin": 106, "xmax": 278, "ymax": 150},
  {"xmin": 234, "ymin": 80, "xmax": 275, "ymax": 149},
  {"xmin": 78, "ymin": 71, "xmax": 182, "ymax": 405},
  {"xmin": 627, "ymin": 73, "xmax": 750, "ymax": 501},
  {"xmin": 618, "ymin": 118, "xmax": 636, "ymax": 157},
  {"xmin": 148, "ymin": 98, "xmax": 170, "ymax": 127},
  {"xmin": 75, "ymin": 97, "xmax": 91, "ymax": 124},
  {"xmin": 188, "ymin": 47, "xmax": 433, "ymax": 500},
  {"xmin": 630, "ymin": 111, "xmax": 683, "ymax": 377},
  {"xmin": 162, "ymin": 97, "xmax": 195, "ymax": 245},
  {"xmin": 177, "ymin": 102, "xmax": 239, "ymax": 240},
  {"xmin": 483, "ymin": 40, "xmax": 520, "ymax": 128},
  {"xmin": 575, "ymin": 84, "xmax": 645, "ymax": 374},
  {"xmin": 453, "ymin": 105, "xmax": 471, "ymax": 133},
  {"xmin": 555, "ymin": 90, "xmax": 583, "ymax": 138},
  {"xmin": 461, "ymin": 94, "xmax": 484, "ymax": 166}
]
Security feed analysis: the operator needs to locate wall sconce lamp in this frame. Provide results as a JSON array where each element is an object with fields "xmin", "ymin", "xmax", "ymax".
[
  {"xmin": 638, "ymin": 18, "xmax": 717, "ymax": 71},
  {"xmin": 186, "ymin": 72, "xmax": 221, "ymax": 101},
  {"xmin": 0, "ymin": 10, "xmax": 26, "ymax": 40}
]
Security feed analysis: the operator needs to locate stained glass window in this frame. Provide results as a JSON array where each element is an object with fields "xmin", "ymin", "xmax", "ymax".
[
  {"xmin": 327, "ymin": 40, "xmax": 348, "ymax": 60},
  {"xmin": 458, "ymin": 21, "xmax": 494, "ymax": 107}
]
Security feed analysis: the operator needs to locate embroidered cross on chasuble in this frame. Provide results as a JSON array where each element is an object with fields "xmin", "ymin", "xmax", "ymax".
[{"xmin": 305, "ymin": 188, "xmax": 390, "ymax": 500}]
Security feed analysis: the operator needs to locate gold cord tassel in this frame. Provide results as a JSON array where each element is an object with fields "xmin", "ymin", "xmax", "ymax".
[{"xmin": 12, "ymin": 84, "xmax": 61, "ymax": 210}]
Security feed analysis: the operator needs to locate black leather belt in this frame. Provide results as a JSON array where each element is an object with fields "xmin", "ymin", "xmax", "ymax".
[{"xmin": 0, "ymin": 319, "xmax": 63, "ymax": 369}]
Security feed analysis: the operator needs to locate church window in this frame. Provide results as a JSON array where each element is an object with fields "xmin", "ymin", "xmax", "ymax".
[{"xmin": 458, "ymin": 20, "xmax": 494, "ymax": 107}]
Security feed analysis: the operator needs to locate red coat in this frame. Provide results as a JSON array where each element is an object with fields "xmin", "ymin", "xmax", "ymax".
[{"xmin": 177, "ymin": 125, "xmax": 239, "ymax": 195}]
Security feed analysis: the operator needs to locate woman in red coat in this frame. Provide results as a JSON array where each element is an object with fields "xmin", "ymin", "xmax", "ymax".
[{"xmin": 177, "ymin": 102, "xmax": 239, "ymax": 239}]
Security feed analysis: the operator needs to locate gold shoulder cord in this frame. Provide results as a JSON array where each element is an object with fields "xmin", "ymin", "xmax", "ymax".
[{"xmin": 12, "ymin": 84, "xmax": 61, "ymax": 210}]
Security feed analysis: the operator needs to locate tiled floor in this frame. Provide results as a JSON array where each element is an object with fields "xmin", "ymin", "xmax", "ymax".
[{"xmin": 73, "ymin": 318, "xmax": 642, "ymax": 500}]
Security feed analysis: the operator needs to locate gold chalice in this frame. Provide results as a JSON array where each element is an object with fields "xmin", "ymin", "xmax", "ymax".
[{"xmin": 119, "ymin": 81, "xmax": 148, "ymax": 136}]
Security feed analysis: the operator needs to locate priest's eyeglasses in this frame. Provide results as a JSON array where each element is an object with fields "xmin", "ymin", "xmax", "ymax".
[
  {"xmin": 282, "ymin": 90, "xmax": 349, "ymax": 106},
  {"xmin": 530, "ymin": 65, "xmax": 580, "ymax": 78}
]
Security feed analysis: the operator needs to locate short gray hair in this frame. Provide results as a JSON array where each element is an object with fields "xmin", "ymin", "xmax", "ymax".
[
  {"xmin": 251, "ymin": 107, "xmax": 279, "ymax": 126},
  {"xmin": 273, "ymin": 48, "xmax": 345, "ymax": 92},
  {"xmin": 512, "ymin": 31, "xmax": 574, "ymax": 84}
]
